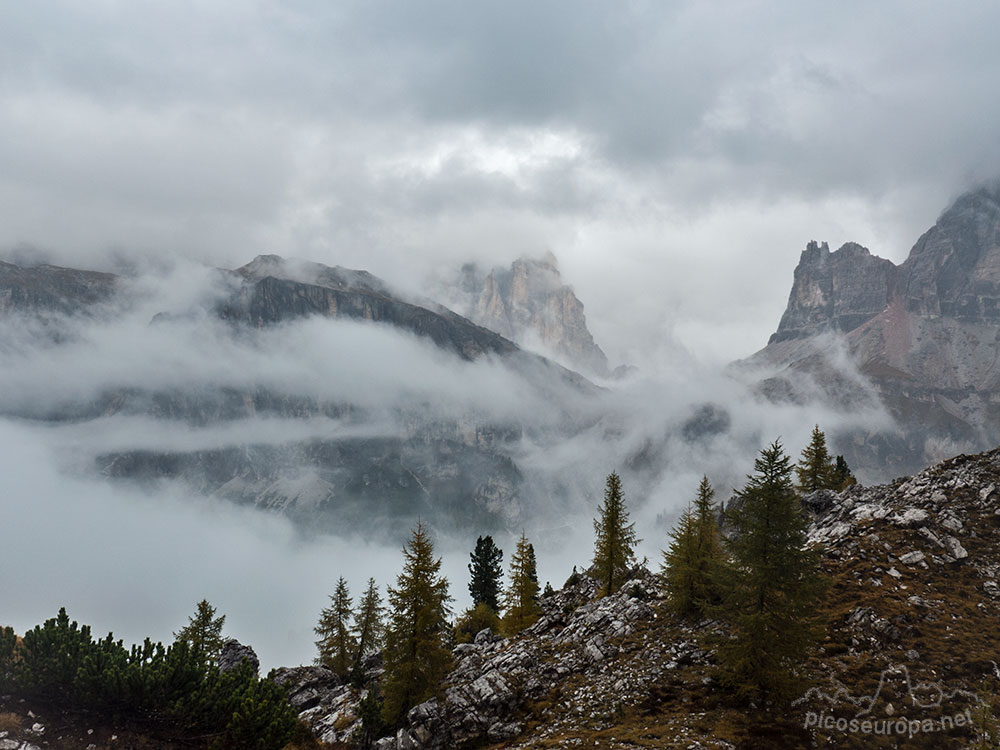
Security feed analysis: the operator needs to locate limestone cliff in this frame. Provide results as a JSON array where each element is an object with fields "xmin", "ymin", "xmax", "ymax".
[
  {"xmin": 456, "ymin": 253, "xmax": 611, "ymax": 377},
  {"xmin": 898, "ymin": 183, "xmax": 1000, "ymax": 321},
  {"xmin": 746, "ymin": 181, "xmax": 1000, "ymax": 480},
  {"xmin": 768, "ymin": 241, "xmax": 897, "ymax": 344}
]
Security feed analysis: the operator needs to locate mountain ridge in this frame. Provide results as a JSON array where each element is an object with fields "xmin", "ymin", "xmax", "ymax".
[
  {"xmin": 0, "ymin": 253, "xmax": 604, "ymax": 536},
  {"xmin": 745, "ymin": 181, "xmax": 1000, "ymax": 479}
]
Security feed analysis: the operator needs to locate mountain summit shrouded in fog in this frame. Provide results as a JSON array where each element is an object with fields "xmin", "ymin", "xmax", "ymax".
[
  {"xmin": 447, "ymin": 253, "xmax": 614, "ymax": 378},
  {"xmin": 741, "ymin": 181, "xmax": 1000, "ymax": 479}
]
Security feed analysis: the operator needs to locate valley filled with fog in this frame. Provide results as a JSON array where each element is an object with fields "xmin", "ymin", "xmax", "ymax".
[{"xmin": 0, "ymin": 256, "xmax": 894, "ymax": 669}]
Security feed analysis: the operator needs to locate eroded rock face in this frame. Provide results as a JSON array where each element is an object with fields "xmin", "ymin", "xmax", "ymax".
[
  {"xmin": 747, "ymin": 181, "xmax": 1000, "ymax": 481},
  {"xmin": 898, "ymin": 183, "xmax": 1000, "ymax": 322},
  {"xmin": 806, "ymin": 448, "xmax": 1000, "ymax": 568},
  {"xmin": 270, "ymin": 655, "xmax": 383, "ymax": 744},
  {"xmin": 458, "ymin": 254, "xmax": 611, "ymax": 377},
  {"xmin": 769, "ymin": 241, "xmax": 897, "ymax": 344}
]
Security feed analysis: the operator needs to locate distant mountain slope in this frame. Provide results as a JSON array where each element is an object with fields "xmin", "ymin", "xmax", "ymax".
[
  {"xmin": 0, "ymin": 254, "xmax": 603, "ymax": 536},
  {"xmin": 0, "ymin": 260, "xmax": 117, "ymax": 315},
  {"xmin": 742, "ymin": 181, "xmax": 1000, "ymax": 479},
  {"xmin": 223, "ymin": 255, "xmax": 520, "ymax": 362}
]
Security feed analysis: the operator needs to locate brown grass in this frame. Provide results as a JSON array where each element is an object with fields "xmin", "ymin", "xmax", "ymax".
[
  {"xmin": 0, "ymin": 712, "xmax": 21, "ymax": 732},
  {"xmin": 488, "ymin": 475, "xmax": 1000, "ymax": 749}
]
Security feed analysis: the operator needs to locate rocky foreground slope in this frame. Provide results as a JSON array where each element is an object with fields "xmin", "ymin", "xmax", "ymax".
[{"xmin": 275, "ymin": 446, "xmax": 1000, "ymax": 749}]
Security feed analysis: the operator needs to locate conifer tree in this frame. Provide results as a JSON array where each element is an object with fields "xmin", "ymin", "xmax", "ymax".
[
  {"xmin": 352, "ymin": 578, "xmax": 384, "ymax": 673},
  {"xmin": 502, "ymin": 532, "xmax": 541, "ymax": 636},
  {"xmin": 315, "ymin": 577, "xmax": 356, "ymax": 677},
  {"xmin": 693, "ymin": 476, "xmax": 724, "ymax": 601},
  {"xmin": 381, "ymin": 523, "xmax": 453, "ymax": 727},
  {"xmin": 592, "ymin": 471, "xmax": 639, "ymax": 597},
  {"xmin": 833, "ymin": 455, "xmax": 857, "ymax": 490},
  {"xmin": 354, "ymin": 687, "xmax": 385, "ymax": 750},
  {"xmin": 796, "ymin": 425, "xmax": 838, "ymax": 492},
  {"xmin": 453, "ymin": 602, "xmax": 502, "ymax": 644},
  {"xmin": 467, "ymin": 535, "xmax": 504, "ymax": 613},
  {"xmin": 663, "ymin": 477, "xmax": 724, "ymax": 616},
  {"xmin": 662, "ymin": 505, "xmax": 699, "ymax": 615},
  {"xmin": 713, "ymin": 440, "xmax": 827, "ymax": 708},
  {"xmin": 173, "ymin": 599, "xmax": 226, "ymax": 662},
  {"xmin": 527, "ymin": 543, "xmax": 539, "ymax": 587}
]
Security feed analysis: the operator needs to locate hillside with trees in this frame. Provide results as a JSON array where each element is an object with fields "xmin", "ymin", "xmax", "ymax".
[{"xmin": 5, "ymin": 430, "xmax": 1000, "ymax": 749}]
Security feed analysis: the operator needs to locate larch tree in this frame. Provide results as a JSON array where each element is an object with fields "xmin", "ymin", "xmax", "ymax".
[
  {"xmin": 692, "ymin": 476, "xmax": 724, "ymax": 605},
  {"xmin": 467, "ymin": 535, "xmax": 504, "ymax": 613},
  {"xmin": 502, "ymin": 532, "xmax": 541, "ymax": 636},
  {"xmin": 352, "ymin": 578, "xmax": 384, "ymax": 674},
  {"xmin": 663, "ymin": 477, "xmax": 724, "ymax": 617},
  {"xmin": 381, "ymin": 523, "xmax": 453, "ymax": 728},
  {"xmin": 592, "ymin": 471, "xmax": 638, "ymax": 597},
  {"xmin": 173, "ymin": 599, "xmax": 226, "ymax": 663},
  {"xmin": 662, "ymin": 505, "xmax": 699, "ymax": 615},
  {"xmin": 315, "ymin": 577, "xmax": 356, "ymax": 678},
  {"xmin": 796, "ymin": 425, "xmax": 838, "ymax": 492},
  {"xmin": 713, "ymin": 440, "xmax": 827, "ymax": 708}
]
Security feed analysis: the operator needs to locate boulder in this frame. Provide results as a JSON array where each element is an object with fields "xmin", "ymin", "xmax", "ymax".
[{"xmin": 217, "ymin": 639, "xmax": 259, "ymax": 676}]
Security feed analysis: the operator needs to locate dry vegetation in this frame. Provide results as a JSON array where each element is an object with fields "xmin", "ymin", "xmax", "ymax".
[{"xmin": 490, "ymin": 459, "xmax": 1000, "ymax": 749}]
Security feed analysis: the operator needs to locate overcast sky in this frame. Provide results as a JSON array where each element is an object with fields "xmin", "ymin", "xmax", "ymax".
[
  {"xmin": 10, "ymin": 1, "xmax": 996, "ymax": 663},
  {"xmin": 3, "ymin": 1, "xmax": 1000, "ymax": 365}
]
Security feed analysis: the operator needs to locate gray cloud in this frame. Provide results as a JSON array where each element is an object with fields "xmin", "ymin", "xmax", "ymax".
[{"xmin": 3, "ymin": 2, "xmax": 999, "ymax": 365}]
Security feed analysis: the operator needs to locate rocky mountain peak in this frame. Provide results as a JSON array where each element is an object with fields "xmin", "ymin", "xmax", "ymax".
[
  {"xmin": 768, "ymin": 240, "xmax": 897, "ymax": 344},
  {"xmin": 456, "ymin": 254, "xmax": 611, "ymax": 377},
  {"xmin": 899, "ymin": 181, "xmax": 1000, "ymax": 321},
  {"xmin": 751, "ymin": 180, "xmax": 1000, "ymax": 480},
  {"xmin": 769, "ymin": 181, "xmax": 1000, "ymax": 345},
  {"xmin": 235, "ymin": 254, "xmax": 390, "ymax": 296}
]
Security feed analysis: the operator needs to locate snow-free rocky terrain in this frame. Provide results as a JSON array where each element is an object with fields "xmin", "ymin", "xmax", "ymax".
[
  {"xmin": 270, "ymin": 446, "xmax": 1000, "ymax": 749},
  {"xmin": 743, "ymin": 181, "xmax": 1000, "ymax": 482}
]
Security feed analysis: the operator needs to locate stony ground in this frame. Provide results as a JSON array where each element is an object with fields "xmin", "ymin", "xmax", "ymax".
[
  {"xmin": 279, "ymin": 448, "xmax": 1000, "ymax": 750},
  {"xmin": 0, "ymin": 698, "xmax": 203, "ymax": 750},
  {"xmin": 8, "ymin": 448, "xmax": 1000, "ymax": 749}
]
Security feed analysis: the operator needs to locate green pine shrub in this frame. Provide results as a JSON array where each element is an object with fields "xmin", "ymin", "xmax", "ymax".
[{"xmin": 6, "ymin": 608, "xmax": 296, "ymax": 750}]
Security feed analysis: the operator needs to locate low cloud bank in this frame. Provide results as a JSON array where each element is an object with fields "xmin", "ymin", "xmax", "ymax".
[{"xmin": 0, "ymin": 260, "xmax": 899, "ymax": 669}]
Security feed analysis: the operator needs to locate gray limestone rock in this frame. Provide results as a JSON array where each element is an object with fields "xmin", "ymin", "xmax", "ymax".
[
  {"xmin": 743, "ymin": 181, "xmax": 1000, "ymax": 482},
  {"xmin": 455, "ymin": 254, "xmax": 611, "ymax": 377},
  {"xmin": 0, "ymin": 260, "xmax": 118, "ymax": 316},
  {"xmin": 217, "ymin": 639, "xmax": 259, "ymax": 676},
  {"xmin": 768, "ymin": 241, "xmax": 897, "ymax": 344},
  {"xmin": 898, "ymin": 182, "xmax": 1000, "ymax": 322}
]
